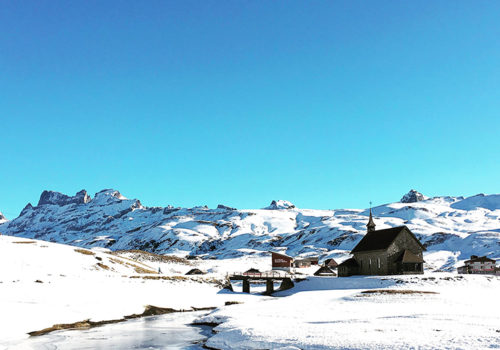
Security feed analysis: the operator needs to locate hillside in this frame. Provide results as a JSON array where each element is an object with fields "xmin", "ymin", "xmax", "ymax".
[
  {"xmin": 1, "ymin": 189, "xmax": 499, "ymax": 271},
  {"xmin": 0, "ymin": 235, "xmax": 238, "ymax": 345}
]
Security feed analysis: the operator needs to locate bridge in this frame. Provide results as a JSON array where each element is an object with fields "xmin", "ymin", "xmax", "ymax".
[{"xmin": 228, "ymin": 271, "xmax": 295, "ymax": 294}]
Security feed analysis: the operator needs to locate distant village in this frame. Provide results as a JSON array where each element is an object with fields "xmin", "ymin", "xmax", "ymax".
[{"xmin": 229, "ymin": 209, "xmax": 499, "ymax": 293}]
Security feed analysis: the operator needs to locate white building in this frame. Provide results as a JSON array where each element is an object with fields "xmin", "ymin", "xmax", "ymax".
[{"xmin": 457, "ymin": 255, "xmax": 496, "ymax": 275}]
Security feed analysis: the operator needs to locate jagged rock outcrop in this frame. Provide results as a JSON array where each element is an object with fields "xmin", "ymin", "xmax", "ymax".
[
  {"xmin": 217, "ymin": 204, "xmax": 236, "ymax": 211},
  {"xmin": 38, "ymin": 190, "xmax": 91, "ymax": 206},
  {"xmin": 0, "ymin": 211, "xmax": 7, "ymax": 223},
  {"xmin": 265, "ymin": 200, "xmax": 296, "ymax": 210},
  {"xmin": 401, "ymin": 190, "xmax": 427, "ymax": 203},
  {"xmin": 19, "ymin": 203, "xmax": 34, "ymax": 216}
]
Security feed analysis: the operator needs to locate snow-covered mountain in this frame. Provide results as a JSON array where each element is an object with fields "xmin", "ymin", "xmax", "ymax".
[
  {"xmin": 0, "ymin": 189, "xmax": 499, "ymax": 271},
  {"xmin": 265, "ymin": 200, "xmax": 296, "ymax": 210}
]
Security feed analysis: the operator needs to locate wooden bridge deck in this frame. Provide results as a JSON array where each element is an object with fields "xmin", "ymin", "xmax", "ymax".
[
  {"xmin": 228, "ymin": 271, "xmax": 293, "ymax": 281},
  {"xmin": 228, "ymin": 272, "xmax": 295, "ymax": 293}
]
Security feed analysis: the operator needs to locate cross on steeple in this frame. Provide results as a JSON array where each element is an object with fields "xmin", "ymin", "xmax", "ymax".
[{"xmin": 366, "ymin": 202, "xmax": 376, "ymax": 233}]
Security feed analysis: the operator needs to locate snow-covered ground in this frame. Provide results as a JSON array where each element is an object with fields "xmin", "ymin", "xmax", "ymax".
[
  {"xmin": 0, "ymin": 236, "xmax": 259, "ymax": 347},
  {"xmin": 1, "ymin": 234, "xmax": 499, "ymax": 349},
  {"xmin": 201, "ymin": 275, "xmax": 500, "ymax": 349}
]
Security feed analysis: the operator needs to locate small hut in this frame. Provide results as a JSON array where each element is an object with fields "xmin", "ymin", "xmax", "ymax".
[
  {"xmin": 323, "ymin": 258, "xmax": 338, "ymax": 268},
  {"xmin": 243, "ymin": 268, "xmax": 261, "ymax": 276},
  {"xmin": 314, "ymin": 266, "xmax": 337, "ymax": 277}
]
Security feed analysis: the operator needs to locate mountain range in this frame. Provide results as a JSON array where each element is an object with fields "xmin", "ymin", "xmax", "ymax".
[{"xmin": 1, "ymin": 189, "xmax": 499, "ymax": 271}]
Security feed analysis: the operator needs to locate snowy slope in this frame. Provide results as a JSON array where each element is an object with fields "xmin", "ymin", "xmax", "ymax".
[
  {"xmin": 0, "ymin": 235, "xmax": 158, "ymax": 281},
  {"xmin": 0, "ymin": 235, "xmax": 253, "ymax": 345},
  {"xmin": 1, "ymin": 189, "xmax": 499, "ymax": 271}
]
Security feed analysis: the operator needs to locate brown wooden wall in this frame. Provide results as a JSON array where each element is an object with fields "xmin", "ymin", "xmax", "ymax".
[{"xmin": 272, "ymin": 252, "xmax": 293, "ymax": 268}]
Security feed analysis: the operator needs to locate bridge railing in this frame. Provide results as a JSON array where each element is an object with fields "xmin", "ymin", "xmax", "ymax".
[{"xmin": 228, "ymin": 271, "xmax": 293, "ymax": 279}]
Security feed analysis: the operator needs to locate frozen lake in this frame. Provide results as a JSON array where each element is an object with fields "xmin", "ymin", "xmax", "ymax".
[{"xmin": 9, "ymin": 311, "xmax": 212, "ymax": 350}]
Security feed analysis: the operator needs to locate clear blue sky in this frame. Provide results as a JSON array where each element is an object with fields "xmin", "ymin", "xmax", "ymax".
[{"xmin": 1, "ymin": 1, "xmax": 499, "ymax": 218}]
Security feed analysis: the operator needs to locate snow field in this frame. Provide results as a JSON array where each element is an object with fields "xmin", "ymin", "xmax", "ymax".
[
  {"xmin": 0, "ymin": 236, "xmax": 257, "ymax": 346},
  {"xmin": 1, "ymin": 234, "xmax": 499, "ymax": 349},
  {"xmin": 202, "ymin": 275, "xmax": 500, "ymax": 349}
]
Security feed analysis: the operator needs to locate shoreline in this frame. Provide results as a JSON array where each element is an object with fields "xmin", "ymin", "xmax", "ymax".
[{"xmin": 28, "ymin": 304, "xmax": 217, "ymax": 337}]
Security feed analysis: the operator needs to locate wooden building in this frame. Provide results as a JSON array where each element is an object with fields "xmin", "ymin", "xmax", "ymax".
[
  {"xmin": 293, "ymin": 259, "xmax": 311, "ymax": 268},
  {"xmin": 313, "ymin": 266, "xmax": 336, "ymax": 277},
  {"xmin": 305, "ymin": 256, "xmax": 319, "ymax": 265},
  {"xmin": 323, "ymin": 258, "xmax": 338, "ymax": 268},
  {"xmin": 338, "ymin": 209, "xmax": 425, "ymax": 277},
  {"xmin": 338, "ymin": 258, "xmax": 359, "ymax": 277},
  {"xmin": 293, "ymin": 256, "xmax": 319, "ymax": 268},
  {"xmin": 271, "ymin": 252, "xmax": 293, "ymax": 272},
  {"xmin": 457, "ymin": 255, "xmax": 496, "ymax": 275}
]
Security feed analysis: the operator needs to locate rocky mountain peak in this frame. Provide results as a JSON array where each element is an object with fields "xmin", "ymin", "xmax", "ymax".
[
  {"xmin": 75, "ymin": 190, "xmax": 91, "ymax": 204},
  {"xmin": 217, "ymin": 204, "xmax": 236, "ymax": 211},
  {"xmin": 401, "ymin": 190, "xmax": 427, "ymax": 203},
  {"xmin": 0, "ymin": 211, "xmax": 6, "ymax": 221},
  {"xmin": 19, "ymin": 203, "xmax": 34, "ymax": 216},
  {"xmin": 37, "ymin": 190, "xmax": 91, "ymax": 207},
  {"xmin": 91, "ymin": 189, "xmax": 145, "ymax": 210},
  {"xmin": 265, "ymin": 200, "xmax": 296, "ymax": 210},
  {"xmin": 94, "ymin": 189, "xmax": 126, "ymax": 200}
]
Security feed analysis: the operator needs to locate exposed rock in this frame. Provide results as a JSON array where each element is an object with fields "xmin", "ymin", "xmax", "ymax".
[
  {"xmin": 163, "ymin": 206, "xmax": 180, "ymax": 215},
  {"xmin": 265, "ymin": 200, "xmax": 296, "ymax": 210},
  {"xmin": 75, "ymin": 190, "xmax": 92, "ymax": 204},
  {"xmin": 19, "ymin": 203, "xmax": 34, "ymax": 216},
  {"xmin": 93, "ymin": 189, "xmax": 126, "ymax": 203},
  {"xmin": 217, "ymin": 204, "xmax": 236, "ymax": 211},
  {"xmin": 401, "ymin": 190, "xmax": 427, "ymax": 203},
  {"xmin": 38, "ymin": 190, "xmax": 91, "ymax": 206}
]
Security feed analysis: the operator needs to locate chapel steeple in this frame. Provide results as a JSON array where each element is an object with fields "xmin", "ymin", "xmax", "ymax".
[{"xmin": 366, "ymin": 206, "xmax": 376, "ymax": 233}]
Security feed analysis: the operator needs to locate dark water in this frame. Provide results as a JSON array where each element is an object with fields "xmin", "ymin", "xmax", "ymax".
[{"xmin": 8, "ymin": 312, "xmax": 212, "ymax": 350}]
